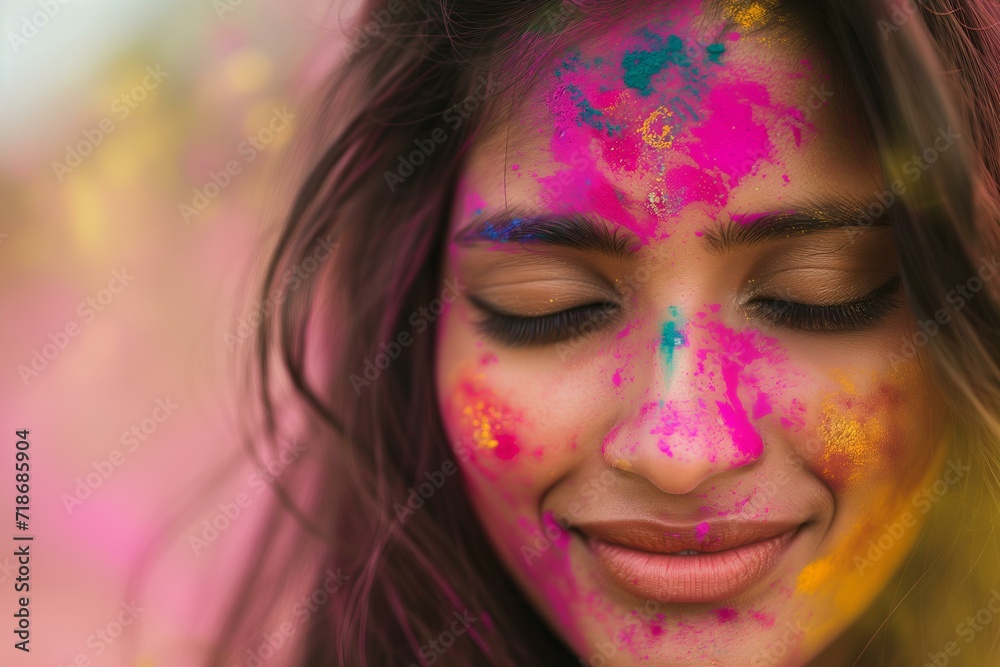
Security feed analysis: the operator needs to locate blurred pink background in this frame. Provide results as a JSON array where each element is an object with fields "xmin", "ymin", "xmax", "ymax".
[{"xmin": 0, "ymin": 1, "xmax": 359, "ymax": 664}]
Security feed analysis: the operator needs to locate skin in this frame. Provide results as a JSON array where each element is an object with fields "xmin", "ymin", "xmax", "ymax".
[{"xmin": 434, "ymin": 2, "xmax": 950, "ymax": 665}]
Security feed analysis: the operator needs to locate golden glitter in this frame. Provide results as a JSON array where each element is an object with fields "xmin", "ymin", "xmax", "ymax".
[
  {"xmin": 647, "ymin": 191, "xmax": 674, "ymax": 217},
  {"xmin": 614, "ymin": 458, "xmax": 632, "ymax": 471},
  {"xmin": 724, "ymin": 0, "xmax": 774, "ymax": 30},
  {"xmin": 817, "ymin": 402, "xmax": 886, "ymax": 484},
  {"xmin": 638, "ymin": 106, "xmax": 674, "ymax": 149},
  {"xmin": 462, "ymin": 399, "xmax": 504, "ymax": 449}
]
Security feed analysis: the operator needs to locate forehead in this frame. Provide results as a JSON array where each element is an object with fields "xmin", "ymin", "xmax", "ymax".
[{"xmin": 459, "ymin": 2, "xmax": 874, "ymax": 242}]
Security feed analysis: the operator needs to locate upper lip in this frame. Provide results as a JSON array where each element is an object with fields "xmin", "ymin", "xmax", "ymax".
[{"xmin": 575, "ymin": 518, "xmax": 804, "ymax": 554}]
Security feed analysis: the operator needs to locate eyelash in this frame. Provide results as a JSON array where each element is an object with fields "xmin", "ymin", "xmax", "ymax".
[
  {"xmin": 745, "ymin": 276, "xmax": 901, "ymax": 333},
  {"xmin": 471, "ymin": 276, "xmax": 902, "ymax": 347},
  {"xmin": 471, "ymin": 297, "xmax": 621, "ymax": 347}
]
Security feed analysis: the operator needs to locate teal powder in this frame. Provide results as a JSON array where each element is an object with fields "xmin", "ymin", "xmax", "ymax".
[
  {"xmin": 659, "ymin": 306, "xmax": 688, "ymax": 372},
  {"xmin": 566, "ymin": 85, "xmax": 621, "ymax": 136},
  {"xmin": 706, "ymin": 43, "xmax": 726, "ymax": 64},
  {"xmin": 622, "ymin": 33, "xmax": 690, "ymax": 96}
]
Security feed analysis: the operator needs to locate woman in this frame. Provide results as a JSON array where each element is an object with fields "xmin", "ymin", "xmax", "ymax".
[{"xmin": 209, "ymin": 0, "xmax": 1000, "ymax": 664}]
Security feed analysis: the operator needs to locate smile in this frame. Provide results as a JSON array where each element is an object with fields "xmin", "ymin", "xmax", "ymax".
[{"xmin": 580, "ymin": 519, "xmax": 805, "ymax": 604}]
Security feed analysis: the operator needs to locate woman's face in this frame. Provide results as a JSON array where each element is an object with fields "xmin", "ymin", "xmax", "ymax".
[{"xmin": 435, "ymin": 3, "xmax": 949, "ymax": 664}]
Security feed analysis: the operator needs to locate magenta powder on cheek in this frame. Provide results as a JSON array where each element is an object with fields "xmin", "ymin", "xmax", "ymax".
[{"xmin": 456, "ymin": 379, "xmax": 524, "ymax": 461}]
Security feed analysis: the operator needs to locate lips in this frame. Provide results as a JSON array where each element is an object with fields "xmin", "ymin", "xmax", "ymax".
[{"xmin": 579, "ymin": 519, "xmax": 802, "ymax": 603}]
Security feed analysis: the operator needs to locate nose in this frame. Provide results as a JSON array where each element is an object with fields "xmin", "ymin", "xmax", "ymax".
[{"xmin": 603, "ymin": 312, "xmax": 766, "ymax": 495}]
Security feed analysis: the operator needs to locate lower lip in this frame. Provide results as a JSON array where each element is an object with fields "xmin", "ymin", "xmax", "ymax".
[{"xmin": 589, "ymin": 529, "xmax": 798, "ymax": 604}]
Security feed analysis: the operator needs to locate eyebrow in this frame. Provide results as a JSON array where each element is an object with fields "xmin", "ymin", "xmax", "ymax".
[
  {"xmin": 702, "ymin": 201, "xmax": 893, "ymax": 254},
  {"xmin": 455, "ymin": 213, "xmax": 634, "ymax": 257},
  {"xmin": 454, "ymin": 199, "xmax": 892, "ymax": 256}
]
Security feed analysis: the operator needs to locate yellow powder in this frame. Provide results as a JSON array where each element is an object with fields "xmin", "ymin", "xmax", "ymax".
[
  {"xmin": 463, "ymin": 399, "xmax": 504, "ymax": 449},
  {"xmin": 724, "ymin": 0, "xmax": 773, "ymax": 30},
  {"xmin": 817, "ymin": 404, "xmax": 887, "ymax": 484},
  {"xmin": 638, "ymin": 106, "xmax": 674, "ymax": 149}
]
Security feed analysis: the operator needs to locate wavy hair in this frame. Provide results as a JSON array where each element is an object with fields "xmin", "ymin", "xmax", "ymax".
[{"xmin": 205, "ymin": 0, "xmax": 1000, "ymax": 665}]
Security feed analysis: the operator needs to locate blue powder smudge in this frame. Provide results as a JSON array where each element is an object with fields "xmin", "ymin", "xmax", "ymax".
[
  {"xmin": 660, "ymin": 306, "xmax": 688, "ymax": 372},
  {"xmin": 481, "ymin": 218, "xmax": 530, "ymax": 242},
  {"xmin": 706, "ymin": 43, "xmax": 726, "ymax": 64},
  {"xmin": 622, "ymin": 33, "xmax": 690, "ymax": 96},
  {"xmin": 554, "ymin": 50, "xmax": 583, "ymax": 77},
  {"xmin": 563, "ymin": 85, "xmax": 621, "ymax": 137}
]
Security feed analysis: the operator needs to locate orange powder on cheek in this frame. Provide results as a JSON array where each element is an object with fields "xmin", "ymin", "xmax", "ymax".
[
  {"xmin": 816, "ymin": 403, "xmax": 887, "ymax": 487},
  {"xmin": 793, "ymin": 445, "xmax": 947, "ymax": 652},
  {"xmin": 814, "ymin": 370, "xmax": 912, "ymax": 489},
  {"xmin": 793, "ymin": 364, "xmax": 946, "ymax": 653}
]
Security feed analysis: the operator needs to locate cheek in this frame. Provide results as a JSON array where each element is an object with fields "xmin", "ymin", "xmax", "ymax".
[
  {"xmin": 435, "ymin": 309, "xmax": 587, "ymax": 494},
  {"xmin": 804, "ymin": 364, "xmax": 937, "ymax": 492},
  {"xmin": 793, "ymin": 362, "xmax": 945, "ymax": 612}
]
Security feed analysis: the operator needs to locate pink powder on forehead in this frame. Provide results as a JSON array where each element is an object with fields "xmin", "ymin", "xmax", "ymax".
[{"xmin": 685, "ymin": 81, "xmax": 774, "ymax": 189}]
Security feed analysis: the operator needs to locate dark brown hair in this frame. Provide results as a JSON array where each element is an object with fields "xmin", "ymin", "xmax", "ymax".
[{"xmin": 205, "ymin": 1, "xmax": 1000, "ymax": 665}]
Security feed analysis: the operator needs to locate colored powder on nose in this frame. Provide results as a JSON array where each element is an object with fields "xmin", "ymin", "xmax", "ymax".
[
  {"xmin": 752, "ymin": 391, "xmax": 772, "ymax": 419},
  {"xmin": 660, "ymin": 306, "xmax": 688, "ymax": 370},
  {"xmin": 696, "ymin": 322, "xmax": 781, "ymax": 463}
]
